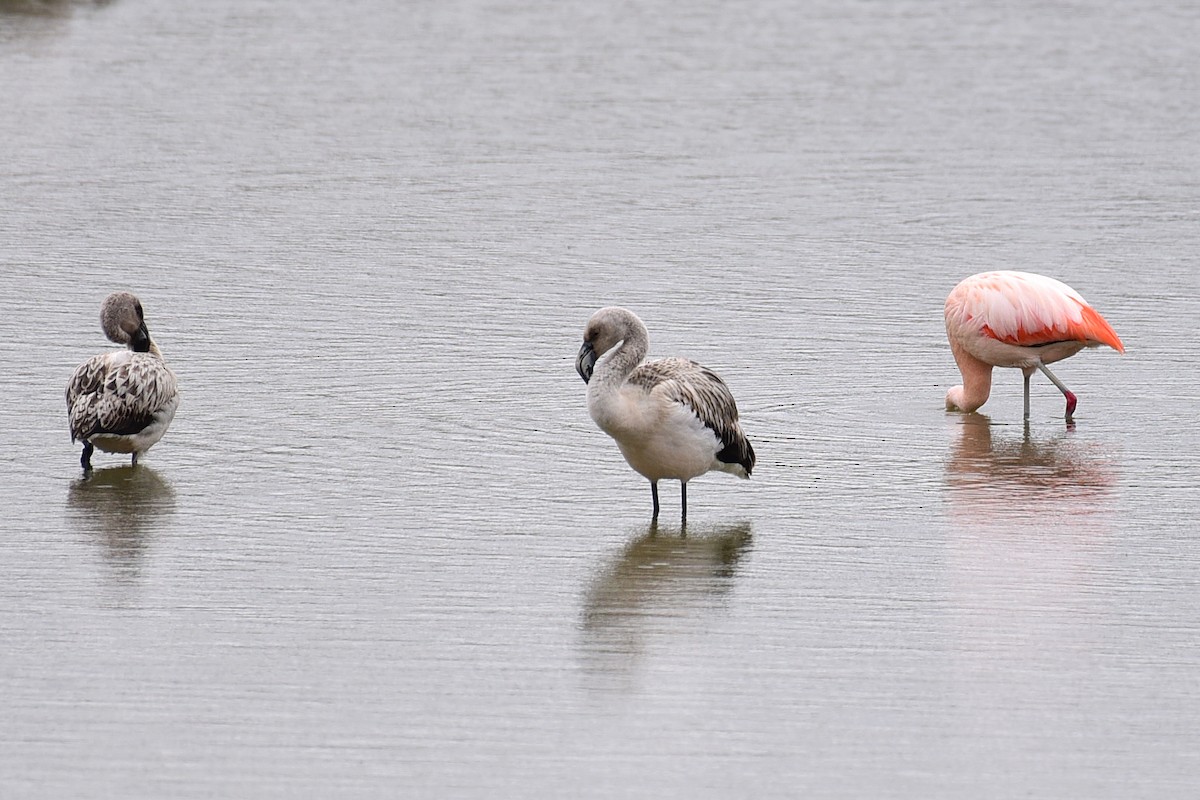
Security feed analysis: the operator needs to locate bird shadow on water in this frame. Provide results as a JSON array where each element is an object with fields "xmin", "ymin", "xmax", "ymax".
[
  {"xmin": 944, "ymin": 412, "xmax": 1116, "ymax": 519},
  {"xmin": 579, "ymin": 521, "xmax": 753, "ymax": 690},
  {"xmin": 65, "ymin": 465, "xmax": 176, "ymax": 585}
]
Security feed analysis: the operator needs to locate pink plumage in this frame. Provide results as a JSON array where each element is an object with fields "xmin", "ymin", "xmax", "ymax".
[{"xmin": 944, "ymin": 271, "xmax": 1124, "ymax": 419}]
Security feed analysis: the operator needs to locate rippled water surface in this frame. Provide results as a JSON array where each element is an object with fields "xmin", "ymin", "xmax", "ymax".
[{"xmin": 2, "ymin": 0, "xmax": 1199, "ymax": 797}]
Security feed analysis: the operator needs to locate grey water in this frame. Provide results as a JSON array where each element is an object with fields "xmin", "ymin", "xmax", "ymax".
[{"xmin": 2, "ymin": 0, "xmax": 1199, "ymax": 797}]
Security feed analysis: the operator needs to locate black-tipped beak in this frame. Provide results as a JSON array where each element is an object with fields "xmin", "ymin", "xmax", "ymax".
[
  {"xmin": 576, "ymin": 341, "xmax": 596, "ymax": 384},
  {"xmin": 131, "ymin": 321, "xmax": 152, "ymax": 353}
]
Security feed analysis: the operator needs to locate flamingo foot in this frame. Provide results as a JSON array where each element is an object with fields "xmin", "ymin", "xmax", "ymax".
[{"xmin": 1064, "ymin": 391, "xmax": 1078, "ymax": 419}]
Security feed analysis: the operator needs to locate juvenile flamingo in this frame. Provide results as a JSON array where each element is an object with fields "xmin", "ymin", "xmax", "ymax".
[
  {"xmin": 67, "ymin": 292, "xmax": 179, "ymax": 471},
  {"xmin": 575, "ymin": 307, "xmax": 755, "ymax": 522},
  {"xmin": 944, "ymin": 271, "xmax": 1124, "ymax": 420}
]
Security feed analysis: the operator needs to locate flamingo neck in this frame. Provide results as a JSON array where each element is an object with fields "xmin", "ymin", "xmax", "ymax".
[
  {"xmin": 947, "ymin": 340, "xmax": 993, "ymax": 412},
  {"xmin": 588, "ymin": 332, "xmax": 647, "ymax": 433},
  {"xmin": 594, "ymin": 328, "xmax": 647, "ymax": 387}
]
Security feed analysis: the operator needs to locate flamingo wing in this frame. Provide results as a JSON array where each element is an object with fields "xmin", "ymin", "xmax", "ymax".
[
  {"xmin": 66, "ymin": 352, "xmax": 177, "ymax": 442},
  {"xmin": 957, "ymin": 271, "xmax": 1124, "ymax": 352},
  {"xmin": 630, "ymin": 357, "xmax": 755, "ymax": 473}
]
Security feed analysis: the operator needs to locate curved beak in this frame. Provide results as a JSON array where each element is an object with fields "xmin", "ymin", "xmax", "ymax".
[
  {"xmin": 575, "ymin": 341, "xmax": 596, "ymax": 384},
  {"xmin": 130, "ymin": 321, "xmax": 152, "ymax": 353}
]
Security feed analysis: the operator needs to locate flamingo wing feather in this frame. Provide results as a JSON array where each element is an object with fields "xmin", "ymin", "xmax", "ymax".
[{"xmin": 955, "ymin": 271, "xmax": 1124, "ymax": 352}]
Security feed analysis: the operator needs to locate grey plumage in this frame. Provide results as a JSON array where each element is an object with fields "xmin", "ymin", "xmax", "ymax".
[
  {"xmin": 625, "ymin": 357, "xmax": 755, "ymax": 475},
  {"xmin": 66, "ymin": 292, "xmax": 179, "ymax": 469},
  {"xmin": 576, "ymin": 306, "xmax": 755, "ymax": 521},
  {"xmin": 66, "ymin": 351, "xmax": 177, "ymax": 442}
]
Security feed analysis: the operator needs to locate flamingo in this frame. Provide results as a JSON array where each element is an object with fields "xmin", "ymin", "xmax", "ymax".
[
  {"xmin": 67, "ymin": 292, "xmax": 179, "ymax": 471},
  {"xmin": 575, "ymin": 307, "xmax": 755, "ymax": 522},
  {"xmin": 944, "ymin": 271, "xmax": 1124, "ymax": 420}
]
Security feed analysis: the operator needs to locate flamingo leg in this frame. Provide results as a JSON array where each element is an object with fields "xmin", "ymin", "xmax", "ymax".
[
  {"xmin": 1023, "ymin": 370, "xmax": 1032, "ymax": 420},
  {"xmin": 1037, "ymin": 363, "xmax": 1078, "ymax": 419},
  {"xmin": 650, "ymin": 481, "xmax": 660, "ymax": 520}
]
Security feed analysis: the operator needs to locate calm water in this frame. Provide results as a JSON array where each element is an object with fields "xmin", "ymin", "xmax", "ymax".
[{"xmin": 2, "ymin": 0, "xmax": 1199, "ymax": 797}]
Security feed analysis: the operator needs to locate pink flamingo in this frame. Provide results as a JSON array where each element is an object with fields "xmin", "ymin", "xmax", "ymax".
[{"xmin": 944, "ymin": 271, "xmax": 1124, "ymax": 420}]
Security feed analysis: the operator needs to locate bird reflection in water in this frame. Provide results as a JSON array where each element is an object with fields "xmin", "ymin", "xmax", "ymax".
[
  {"xmin": 942, "ymin": 412, "xmax": 1119, "ymax": 709},
  {"xmin": 66, "ymin": 465, "xmax": 176, "ymax": 583},
  {"xmin": 580, "ymin": 521, "xmax": 752, "ymax": 687},
  {"xmin": 945, "ymin": 413, "xmax": 1115, "ymax": 513},
  {"xmin": 0, "ymin": 0, "xmax": 113, "ymax": 18}
]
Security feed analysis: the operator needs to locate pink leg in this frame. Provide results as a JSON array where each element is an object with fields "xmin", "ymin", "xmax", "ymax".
[{"xmin": 1037, "ymin": 364, "xmax": 1076, "ymax": 420}]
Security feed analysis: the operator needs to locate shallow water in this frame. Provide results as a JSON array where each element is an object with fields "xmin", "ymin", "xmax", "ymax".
[{"xmin": 2, "ymin": 0, "xmax": 1199, "ymax": 797}]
